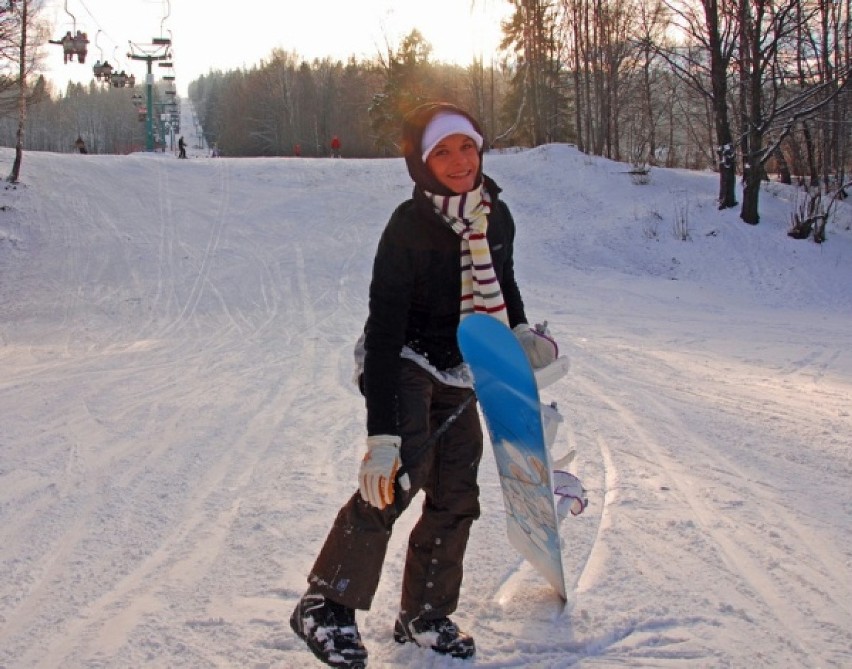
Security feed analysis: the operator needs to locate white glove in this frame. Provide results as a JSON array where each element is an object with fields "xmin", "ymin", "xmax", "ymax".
[
  {"xmin": 513, "ymin": 321, "xmax": 558, "ymax": 369},
  {"xmin": 358, "ymin": 435, "xmax": 402, "ymax": 509}
]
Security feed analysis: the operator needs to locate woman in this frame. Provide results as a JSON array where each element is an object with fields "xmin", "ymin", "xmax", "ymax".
[{"xmin": 291, "ymin": 102, "xmax": 557, "ymax": 668}]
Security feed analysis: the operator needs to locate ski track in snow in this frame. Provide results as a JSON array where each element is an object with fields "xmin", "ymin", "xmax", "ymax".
[{"xmin": 1, "ymin": 100, "xmax": 851, "ymax": 668}]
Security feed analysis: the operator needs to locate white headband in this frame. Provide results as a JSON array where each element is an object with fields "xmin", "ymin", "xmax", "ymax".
[{"xmin": 421, "ymin": 112, "xmax": 484, "ymax": 162}]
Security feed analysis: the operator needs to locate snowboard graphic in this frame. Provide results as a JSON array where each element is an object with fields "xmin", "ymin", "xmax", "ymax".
[{"xmin": 457, "ymin": 314, "xmax": 567, "ymax": 600}]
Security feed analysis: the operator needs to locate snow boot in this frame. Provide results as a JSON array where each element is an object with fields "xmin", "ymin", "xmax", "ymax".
[
  {"xmin": 393, "ymin": 614, "xmax": 475, "ymax": 659},
  {"xmin": 290, "ymin": 592, "xmax": 368, "ymax": 668}
]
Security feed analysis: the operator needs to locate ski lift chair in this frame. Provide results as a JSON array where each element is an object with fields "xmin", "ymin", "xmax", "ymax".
[
  {"xmin": 93, "ymin": 61, "xmax": 113, "ymax": 81},
  {"xmin": 73, "ymin": 30, "xmax": 89, "ymax": 63},
  {"xmin": 48, "ymin": 2, "xmax": 87, "ymax": 64},
  {"xmin": 92, "ymin": 32, "xmax": 111, "ymax": 81},
  {"xmin": 48, "ymin": 32, "xmax": 75, "ymax": 63}
]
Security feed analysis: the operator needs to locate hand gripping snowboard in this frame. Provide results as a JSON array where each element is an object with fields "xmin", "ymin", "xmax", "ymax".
[{"xmin": 458, "ymin": 314, "xmax": 567, "ymax": 600}]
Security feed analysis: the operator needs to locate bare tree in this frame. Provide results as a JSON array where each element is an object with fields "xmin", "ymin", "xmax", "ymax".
[
  {"xmin": 784, "ymin": 0, "xmax": 851, "ymax": 190},
  {"xmin": 659, "ymin": 0, "xmax": 740, "ymax": 208},
  {"xmin": 2, "ymin": 0, "xmax": 46, "ymax": 182},
  {"xmin": 633, "ymin": 0, "xmax": 669, "ymax": 165},
  {"xmin": 736, "ymin": 0, "xmax": 851, "ymax": 225},
  {"xmin": 501, "ymin": 0, "xmax": 565, "ymax": 146},
  {"xmin": 6, "ymin": 0, "xmax": 28, "ymax": 182}
]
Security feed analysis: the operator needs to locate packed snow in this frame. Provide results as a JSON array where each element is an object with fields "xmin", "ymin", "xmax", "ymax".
[{"xmin": 1, "ymin": 101, "xmax": 851, "ymax": 668}]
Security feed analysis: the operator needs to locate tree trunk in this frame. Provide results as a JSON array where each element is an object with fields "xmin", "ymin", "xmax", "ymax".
[
  {"xmin": 740, "ymin": 82, "xmax": 764, "ymax": 225},
  {"xmin": 572, "ymin": 41, "xmax": 584, "ymax": 152},
  {"xmin": 774, "ymin": 145, "xmax": 791, "ymax": 184},
  {"xmin": 7, "ymin": 0, "xmax": 27, "ymax": 183},
  {"xmin": 737, "ymin": 0, "xmax": 763, "ymax": 225},
  {"xmin": 718, "ymin": 156, "xmax": 737, "ymax": 208},
  {"xmin": 704, "ymin": 0, "xmax": 737, "ymax": 209},
  {"xmin": 741, "ymin": 163, "xmax": 762, "ymax": 224},
  {"xmin": 642, "ymin": 48, "xmax": 656, "ymax": 165},
  {"xmin": 582, "ymin": 2, "xmax": 594, "ymax": 153}
]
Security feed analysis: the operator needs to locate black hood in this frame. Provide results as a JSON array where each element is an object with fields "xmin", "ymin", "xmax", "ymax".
[{"xmin": 401, "ymin": 102, "xmax": 486, "ymax": 196}]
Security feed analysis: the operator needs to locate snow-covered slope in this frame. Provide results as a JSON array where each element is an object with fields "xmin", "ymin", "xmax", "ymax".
[{"xmin": 1, "ymin": 104, "xmax": 850, "ymax": 668}]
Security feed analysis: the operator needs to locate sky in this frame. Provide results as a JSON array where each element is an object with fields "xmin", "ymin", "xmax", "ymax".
[
  {"xmin": 1, "ymin": 98, "xmax": 851, "ymax": 667},
  {"xmin": 41, "ymin": 0, "xmax": 512, "ymax": 96}
]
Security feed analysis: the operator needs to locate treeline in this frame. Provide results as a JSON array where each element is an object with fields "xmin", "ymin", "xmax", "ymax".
[
  {"xmin": 187, "ymin": 32, "xmax": 513, "ymax": 159},
  {"xmin": 0, "ymin": 0, "xmax": 849, "ymax": 227},
  {"xmin": 0, "ymin": 79, "xmax": 152, "ymax": 154},
  {"xmin": 189, "ymin": 0, "xmax": 851, "ymax": 227}
]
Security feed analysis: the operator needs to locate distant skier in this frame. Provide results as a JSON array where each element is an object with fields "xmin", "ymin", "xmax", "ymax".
[
  {"xmin": 74, "ymin": 136, "xmax": 87, "ymax": 154},
  {"xmin": 178, "ymin": 136, "xmax": 187, "ymax": 159},
  {"xmin": 330, "ymin": 135, "xmax": 341, "ymax": 158}
]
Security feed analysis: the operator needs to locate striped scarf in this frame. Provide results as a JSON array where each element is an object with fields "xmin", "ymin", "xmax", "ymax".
[{"xmin": 428, "ymin": 187, "xmax": 509, "ymax": 325}]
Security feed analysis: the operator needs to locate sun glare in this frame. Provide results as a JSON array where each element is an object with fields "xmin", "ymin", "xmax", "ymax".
[
  {"xmin": 368, "ymin": 1, "xmax": 512, "ymax": 65},
  {"xmin": 42, "ymin": 0, "xmax": 513, "ymax": 96}
]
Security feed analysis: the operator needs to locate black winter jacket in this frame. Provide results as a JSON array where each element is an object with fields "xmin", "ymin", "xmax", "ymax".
[{"xmin": 363, "ymin": 174, "xmax": 528, "ymax": 436}]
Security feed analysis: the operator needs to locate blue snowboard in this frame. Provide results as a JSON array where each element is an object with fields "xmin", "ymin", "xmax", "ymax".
[{"xmin": 458, "ymin": 314, "xmax": 567, "ymax": 601}]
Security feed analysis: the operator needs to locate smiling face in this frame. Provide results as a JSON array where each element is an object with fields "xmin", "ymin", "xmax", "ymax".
[{"xmin": 424, "ymin": 133, "xmax": 482, "ymax": 194}]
